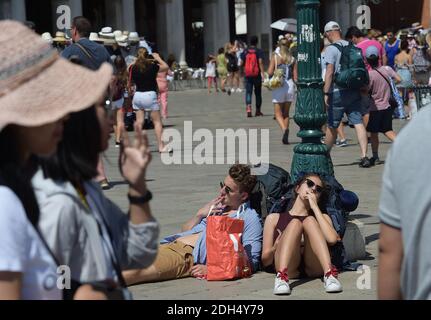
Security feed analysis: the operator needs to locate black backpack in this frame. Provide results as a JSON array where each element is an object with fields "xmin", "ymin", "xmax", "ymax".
[{"xmin": 249, "ymin": 163, "xmax": 291, "ymax": 221}]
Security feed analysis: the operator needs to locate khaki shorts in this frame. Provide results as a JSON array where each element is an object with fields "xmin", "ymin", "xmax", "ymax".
[{"xmin": 152, "ymin": 241, "xmax": 194, "ymax": 281}]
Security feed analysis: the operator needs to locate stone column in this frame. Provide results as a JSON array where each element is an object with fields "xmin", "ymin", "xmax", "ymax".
[
  {"xmin": 246, "ymin": 0, "xmax": 272, "ymax": 60},
  {"xmin": 11, "ymin": 0, "xmax": 26, "ymax": 22},
  {"xmin": 122, "ymin": 0, "xmax": 136, "ymax": 32},
  {"xmin": 203, "ymin": 0, "xmax": 231, "ymax": 56},
  {"xmin": 157, "ymin": 0, "xmax": 187, "ymax": 67},
  {"xmin": 105, "ymin": 0, "xmax": 123, "ymax": 29}
]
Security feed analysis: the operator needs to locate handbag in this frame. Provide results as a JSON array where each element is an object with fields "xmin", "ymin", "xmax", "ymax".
[
  {"xmin": 374, "ymin": 67, "xmax": 398, "ymax": 110},
  {"xmin": 263, "ymin": 54, "xmax": 284, "ymax": 90},
  {"xmin": 206, "ymin": 204, "xmax": 252, "ymax": 281}
]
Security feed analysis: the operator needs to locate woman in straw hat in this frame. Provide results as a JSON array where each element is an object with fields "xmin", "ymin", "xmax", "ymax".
[
  {"xmin": 129, "ymin": 47, "xmax": 172, "ymax": 153},
  {"xmin": 33, "ymin": 68, "xmax": 159, "ymax": 300},
  {"xmin": 0, "ymin": 20, "xmax": 112, "ymax": 299}
]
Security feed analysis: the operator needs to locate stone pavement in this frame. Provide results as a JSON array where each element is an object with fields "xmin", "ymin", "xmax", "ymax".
[{"xmin": 102, "ymin": 89, "xmax": 407, "ymax": 300}]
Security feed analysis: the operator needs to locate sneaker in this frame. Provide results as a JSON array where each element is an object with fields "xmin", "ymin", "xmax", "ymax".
[
  {"xmin": 273, "ymin": 269, "xmax": 291, "ymax": 295},
  {"xmin": 282, "ymin": 129, "xmax": 289, "ymax": 145},
  {"xmin": 369, "ymin": 156, "xmax": 383, "ymax": 166},
  {"xmin": 255, "ymin": 110, "xmax": 264, "ymax": 117},
  {"xmin": 246, "ymin": 105, "xmax": 252, "ymax": 118},
  {"xmin": 336, "ymin": 139, "xmax": 347, "ymax": 147},
  {"xmin": 324, "ymin": 266, "xmax": 343, "ymax": 293},
  {"xmin": 115, "ymin": 141, "xmax": 121, "ymax": 148},
  {"xmin": 359, "ymin": 157, "xmax": 371, "ymax": 168},
  {"xmin": 236, "ymin": 88, "xmax": 243, "ymax": 93}
]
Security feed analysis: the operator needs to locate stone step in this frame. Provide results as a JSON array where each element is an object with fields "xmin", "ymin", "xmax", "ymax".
[{"xmin": 343, "ymin": 218, "xmax": 367, "ymax": 261}]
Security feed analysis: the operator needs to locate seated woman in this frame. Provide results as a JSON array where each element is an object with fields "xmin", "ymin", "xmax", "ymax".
[{"xmin": 261, "ymin": 173, "xmax": 342, "ymax": 295}]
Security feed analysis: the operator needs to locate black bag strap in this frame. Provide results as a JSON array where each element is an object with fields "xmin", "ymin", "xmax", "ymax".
[
  {"xmin": 74, "ymin": 42, "xmax": 98, "ymax": 69},
  {"xmin": 374, "ymin": 67, "xmax": 394, "ymax": 94}
]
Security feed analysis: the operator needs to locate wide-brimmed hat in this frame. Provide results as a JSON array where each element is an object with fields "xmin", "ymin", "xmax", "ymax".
[
  {"xmin": 89, "ymin": 32, "xmax": 103, "ymax": 43},
  {"xmin": 99, "ymin": 27, "xmax": 116, "ymax": 45},
  {"xmin": 41, "ymin": 32, "xmax": 53, "ymax": 44},
  {"xmin": 412, "ymin": 22, "xmax": 423, "ymax": 30},
  {"xmin": 0, "ymin": 20, "xmax": 113, "ymax": 131},
  {"xmin": 128, "ymin": 32, "xmax": 139, "ymax": 42},
  {"xmin": 52, "ymin": 31, "xmax": 67, "ymax": 43}
]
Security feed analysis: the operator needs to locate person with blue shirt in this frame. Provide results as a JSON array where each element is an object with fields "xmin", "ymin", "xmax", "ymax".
[
  {"xmin": 123, "ymin": 164, "xmax": 263, "ymax": 284},
  {"xmin": 384, "ymin": 29, "xmax": 400, "ymax": 70},
  {"xmin": 61, "ymin": 16, "xmax": 111, "ymax": 70}
]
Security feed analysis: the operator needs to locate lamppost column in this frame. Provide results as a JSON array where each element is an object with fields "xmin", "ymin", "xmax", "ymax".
[{"xmin": 290, "ymin": 0, "xmax": 333, "ymax": 181}]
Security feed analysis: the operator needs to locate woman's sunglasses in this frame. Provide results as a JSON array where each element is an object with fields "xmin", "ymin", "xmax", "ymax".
[
  {"xmin": 305, "ymin": 179, "xmax": 324, "ymax": 194},
  {"xmin": 220, "ymin": 182, "xmax": 232, "ymax": 194}
]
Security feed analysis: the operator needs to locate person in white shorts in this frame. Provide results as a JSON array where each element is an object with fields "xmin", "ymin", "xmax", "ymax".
[
  {"xmin": 129, "ymin": 48, "xmax": 172, "ymax": 153},
  {"xmin": 267, "ymin": 38, "xmax": 296, "ymax": 144}
]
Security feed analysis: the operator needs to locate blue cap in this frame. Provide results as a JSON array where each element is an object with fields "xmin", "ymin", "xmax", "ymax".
[{"xmin": 365, "ymin": 45, "xmax": 379, "ymax": 58}]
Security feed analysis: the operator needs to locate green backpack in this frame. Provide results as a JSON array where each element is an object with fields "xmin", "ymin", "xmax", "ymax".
[{"xmin": 332, "ymin": 42, "xmax": 369, "ymax": 89}]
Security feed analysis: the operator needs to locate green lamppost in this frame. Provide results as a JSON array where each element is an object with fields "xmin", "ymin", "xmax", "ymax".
[{"xmin": 290, "ymin": 0, "xmax": 333, "ymax": 181}]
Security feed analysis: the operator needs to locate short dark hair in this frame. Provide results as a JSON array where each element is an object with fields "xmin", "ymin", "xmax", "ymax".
[
  {"xmin": 345, "ymin": 26, "xmax": 364, "ymax": 40},
  {"xmin": 40, "ymin": 106, "xmax": 102, "ymax": 187},
  {"xmin": 250, "ymin": 36, "xmax": 258, "ymax": 47},
  {"xmin": 229, "ymin": 164, "xmax": 257, "ymax": 194},
  {"xmin": 72, "ymin": 16, "xmax": 92, "ymax": 38},
  {"xmin": 366, "ymin": 55, "xmax": 379, "ymax": 68},
  {"xmin": 218, "ymin": 47, "xmax": 224, "ymax": 55},
  {"xmin": 400, "ymin": 39, "xmax": 409, "ymax": 51}
]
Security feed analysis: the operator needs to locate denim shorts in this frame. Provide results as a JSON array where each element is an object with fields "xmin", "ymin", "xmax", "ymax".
[
  {"xmin": 327, "ymin": 89, "xmax": 363, "ymax": 129},
  {"xmin": 133, "ymin": 91, "xmax": 160, "ymax": 111}
]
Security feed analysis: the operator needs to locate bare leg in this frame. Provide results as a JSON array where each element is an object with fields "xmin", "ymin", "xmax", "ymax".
[
  {"xmin": 274, "ymin": 219, "xmax": 303, "ymax": 278},
  {"xmin": 274, "ymin": 103, "xmax": 287, "ymax": 132},
  {"xmin": 336, "ymin": 122, "xmax": 346, "ymax": 141},
  {"xmin": 362, "ymin": 113, "xmax": 370, "ymax": 129},
  {"xmin": 151, "ymin": 110, "xmax": 165, "ymax": 151},
  {"xmin": 283, "ymin": 102, "xmax": 291, "ymax": 130},
  {"xmin": 95, "ymin": 156, "xmax": 107, "ymax": 182},
  {"xmin": 325, "ymin": 127, "xmax": 337, "ymax": 150},
  {"xmin": 135, "ymin": 109, "xmax": 145, "ymax": 130},
  {"xmin": 370, "ymin": 132, "xmax": 379, "ymax": 154},
  {"xmin": 115, "ymin": 108, "xmax": 124, "ymax": 143},
  {"xmin": 302, "ymin": 216, "xmax": 332, "ymax": 276},
  {"xmin": 353, "ymin": 123, "xmax": 368, "ymax": 158},
  {"xmin": 384, "ymin": 130, "xmax": 396, "ymax": 142}
]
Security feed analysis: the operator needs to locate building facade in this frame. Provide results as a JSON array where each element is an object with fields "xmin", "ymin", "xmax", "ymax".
[{"xmin": 1, "ymin": 0, "xmax": 428, "ymax": 67}]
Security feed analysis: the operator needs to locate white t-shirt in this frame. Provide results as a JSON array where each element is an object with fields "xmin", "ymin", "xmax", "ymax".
[
  {"xmin": 205, "ymin": 62, "xmax": 216, "ymax": 78},
  {"xmin": 0, "ymin": 187, "xmax": 61, "ymax": 300}
]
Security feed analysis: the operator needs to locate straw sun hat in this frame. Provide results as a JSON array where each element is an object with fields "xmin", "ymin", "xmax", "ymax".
[{"xmin": 0, "ymin": 20, "xmax": 113, "ymax": 131}]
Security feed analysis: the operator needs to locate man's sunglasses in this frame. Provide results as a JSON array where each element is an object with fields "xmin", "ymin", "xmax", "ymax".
[
  {"xmin": 305, "ymin": 179, "xmax": 324, "ymax": 194},
  {"xmin": 220, "ymin": 182, "xmax": 232, "ymax": 194}
]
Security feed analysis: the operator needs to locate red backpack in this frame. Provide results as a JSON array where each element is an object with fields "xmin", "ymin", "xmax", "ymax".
[{"xmin": 244, "ymin": 49, "xmax": 260, "ymax": 77}]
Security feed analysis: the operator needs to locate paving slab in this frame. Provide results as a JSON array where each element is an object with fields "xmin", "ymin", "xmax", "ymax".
[{"xmin": 102, "ymin": 89, "xmax": 406, "ymax": 300}]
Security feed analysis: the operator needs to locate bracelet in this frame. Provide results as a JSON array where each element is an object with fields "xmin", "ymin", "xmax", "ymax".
[{"xmin": 128, "ymin": 190, "xmax": 153, "ymax": 204}]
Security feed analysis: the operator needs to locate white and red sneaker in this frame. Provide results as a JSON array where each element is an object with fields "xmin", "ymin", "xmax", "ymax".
[
  {"xmin": 273, "ymin": 268, "xmax": 291, "ymax": 295},
  {"xmin": 324, "ymin": 266, "xmax": 343, "ymax": 293}
]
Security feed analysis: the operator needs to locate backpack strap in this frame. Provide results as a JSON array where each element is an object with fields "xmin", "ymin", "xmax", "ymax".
[{"xmin": 74, "ymin": 42, "xmax": 99, "ymax": 70}]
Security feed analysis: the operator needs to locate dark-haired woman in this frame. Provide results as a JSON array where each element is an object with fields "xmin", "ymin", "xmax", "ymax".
[
  {"xmin": 129, "ymin": 48, "xmax": 171, "ymax": 153},
  {"xmin": 32, "ymin": 102, "xmax": 160, "ymax": 299},
  {"xmin": 261, "ymin": 174, "xmax": 342, "ymax": 295},
  {"xmin": 0, "ymin": 20, "xmax": 112, "ymax": 299}
]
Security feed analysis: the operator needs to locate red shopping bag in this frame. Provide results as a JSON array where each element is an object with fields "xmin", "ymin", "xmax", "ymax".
[{"xmin": 206, "ymin": 212, "xmax": 252, "ymax": 281}]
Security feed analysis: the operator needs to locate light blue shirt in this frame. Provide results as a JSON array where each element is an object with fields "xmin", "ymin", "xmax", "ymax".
[{"xmin": 160, "ymin": 202, "xmax": 263, "ymax": 272}]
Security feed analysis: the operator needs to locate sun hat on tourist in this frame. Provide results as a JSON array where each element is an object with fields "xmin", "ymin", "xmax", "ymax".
[
  {"xmin": 41, "ymin": 32, "xmax": 53, "ymax": 44},
  {"xmin": 324, "ymin": 21, "xmax": 341, "ymax": 33},
  {"xmin": 52, "ymin": 31, "xmax": 67, "ymax": 43},
  {"xmin": 128, "ymin": 32, "xmax": 140, "ymax": 42},
  {"xmin": 99, "ymin": 27, "xmax": 116, "ymax": 45},
  {"xmin": 0, "ymin": 20, "xmax": 113, "ymax": 131}
]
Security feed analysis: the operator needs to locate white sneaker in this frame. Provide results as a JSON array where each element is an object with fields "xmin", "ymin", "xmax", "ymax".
[
  {"xmin": 236, "ymin": 88, "xmax": 243, "ymax": 93},
  {"xmin": 273, "ymin": 271, "xmax": 291, "ymax": 295},
  {"xmin": 324, "ymin": 268, "xmax": 343, "ymax": 293}
]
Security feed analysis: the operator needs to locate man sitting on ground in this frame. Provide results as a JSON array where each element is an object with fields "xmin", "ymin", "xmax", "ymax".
[{"xmin": 123, "ymin": 164, "xmax": 263, "ymax": 284}]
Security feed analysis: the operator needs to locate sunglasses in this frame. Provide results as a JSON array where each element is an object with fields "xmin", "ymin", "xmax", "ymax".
[
  {"xmin": 305, "ymin": 179, "xmax": 324, "ymax": 194},
  {"xmin": 220, "ymin": 182, "xmax": 232, "ymax": 194}
]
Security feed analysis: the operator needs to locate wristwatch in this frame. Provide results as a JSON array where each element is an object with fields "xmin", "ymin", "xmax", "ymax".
[{"xmin": 128, "ymin": 190, "xmax": 153, "ymax": 204}]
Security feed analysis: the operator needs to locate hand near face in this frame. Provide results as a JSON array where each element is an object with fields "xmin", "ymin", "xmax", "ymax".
[
  {"xmin": 306, "ymin": 190, "xmax": 319, "ymax": 210},
  {"xmin": 197, "ymin": 195, "xmax": 226, "ymax": 218},
  {"xmin": 120, "ymin": 123, "xmax": 152, "ymax": 193}
]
